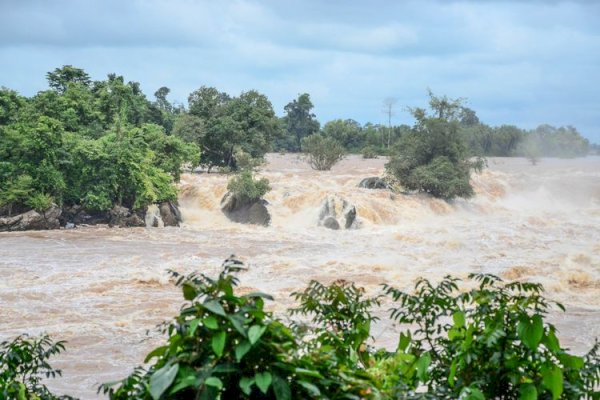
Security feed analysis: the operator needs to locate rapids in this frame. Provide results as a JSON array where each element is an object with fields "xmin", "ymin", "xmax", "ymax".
[{"xmin": 1, "ymin": 154, "xmax": 599, "ymax": 399}]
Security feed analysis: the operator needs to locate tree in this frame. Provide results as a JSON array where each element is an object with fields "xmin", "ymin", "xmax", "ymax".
[
  {"xmin": 386, "ymin": 92, "xmax": 484, "ymax": 200},
  {"xmin": 302, "ymin": 134, "xmax": 345, "ymax": 171},
  {"xmin": 282, "ymin": 93, "xmax": 320, "ymax": 152},
  {"xmin": 46, "ymin": 65, "xmax": 91, "ymax": 94},
  {"xmin": 321, "ymin": 119, "xmax": 364, "ymax": 151},
  {"xmin": 186, "ymin": 87, "xmax": 279, "ymax": 170}
]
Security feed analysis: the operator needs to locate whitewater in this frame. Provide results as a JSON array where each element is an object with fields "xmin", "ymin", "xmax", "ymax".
[{"xmin": 1, "ymin": 154, "xmax": 599, "ymax": 399}]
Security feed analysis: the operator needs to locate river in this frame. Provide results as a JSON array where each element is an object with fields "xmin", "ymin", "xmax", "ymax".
[{"xmin": 1, "ymin": 154, "xmax": 599, "ymax": 399}]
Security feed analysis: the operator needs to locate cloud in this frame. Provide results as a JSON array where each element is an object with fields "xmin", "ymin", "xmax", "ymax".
[{"xmin": 0, "ymin": 0, "xmax": 599, "ymax": 142}]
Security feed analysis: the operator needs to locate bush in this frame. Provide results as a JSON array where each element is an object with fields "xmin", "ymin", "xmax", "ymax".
[
  {"xmin": 0, "ymin": 334, "xmax": 73, "ymax": 399},
  {"xmin": 386, "ymin": 92, "xmax": 484, "ymax": 200},
  {"xmin": 227, "ymin": 170, "xmax": 270, "ymax": 204},
  {"xmin": 26, "ymin": 192, "xmax": 54, "ymax": 212},
  {"xmin": 301, "ymin": 135, "xmax": 344, "ymax": 171},
  {"xmin": 362, "ymin": 145, "xmax": 379, "ymax": 159}
]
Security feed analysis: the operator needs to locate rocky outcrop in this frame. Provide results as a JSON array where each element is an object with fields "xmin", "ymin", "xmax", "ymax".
[
  {"xmin": 159, "ymin": 201, "xmax": 182, "ymax": 227},
  {"xmin": 220, "ymin": 192, "xmax": 271, "ymax": 226},
  {"xmin": 358, "ymin": 177, "xmax": 390, "ymax": 190},
  {"xmin": 0, "ymin": 204, "xmax": 62, "ymax": 232},
  {"xmin": 318, "ymin": 195, "xmax": 357, "ymax": 230},
  {"xmin": 109, "ymin": 205, "xmax": 145, "ymax": 228},
  {"xmin": 60, "ymin": 205, "xmax": 109, "ymax": 226}
]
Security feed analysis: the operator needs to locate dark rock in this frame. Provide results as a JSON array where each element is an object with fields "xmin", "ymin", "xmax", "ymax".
[
  {"xmin": 108, "ymin": 205, "xmax": 145, "ymax": 228},
  {"xmin": 322, "ymin": 216, "xmax": 340, "ymax": 230},
  {"xmin": 318, "ymin": 195, "xmax": 358, "ymax": 230},
  {"xmin": 0, "ymin": 204, "xmax": 62, "ymax": 232},
  {"xmin": 159, "ymin": 201, "xmax": 181, "ymax": 227},
  {"xmin": 220, "ymin": 192, "xmax": 271, "ymax": 226},
  {"xmin": 358, "ymin": 177, "xmax": 390, "ymax": 190},
  {"xmin": 61, "ymin": 205, "xmax": 109, "ymax": 226}
]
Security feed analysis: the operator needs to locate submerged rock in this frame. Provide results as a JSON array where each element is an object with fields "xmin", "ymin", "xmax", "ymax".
[
  {"xmin": 0, "ymin": 204, "xmax": 61, "ymax": 232},
  {"xmin": 220, "ymin": 192, "xmax": 271, "ymax": 226},
  {"xmin": 318, "ymin": 195, "xmax": 357, "ymax": 230},
  {"xmin": 358, "ymin": 177, "xmax": 390, "ymax": 190}
]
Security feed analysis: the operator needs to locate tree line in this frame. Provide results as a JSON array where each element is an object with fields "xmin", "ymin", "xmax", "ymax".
[{"xmin": 0, "ymin": 65, "xmax": 594, "ymax": 216}]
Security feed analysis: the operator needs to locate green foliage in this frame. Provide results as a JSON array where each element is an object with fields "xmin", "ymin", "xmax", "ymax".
[
  {"xmin": 301, "ymin": 134, "xmax": 345, "ymax": 171},
  {"xmin": 186, "ymin": 87, "xmax": 280, "ymax": 170},
  {"xmin": 280, "ymin": 93, "xmax": 320, "ymax": 152},
  {"xmin": 362, "ymin": 145, "xmax": 379, "ymax": 159},
  {"xmin": 383, "ymin": 274, "xmax": 600, "ymax": 398},
  {"xmin": 386, "ymin": 92, "xmax": 484, "ymax": 200},
  {"xmin": 227, "ymin": 171, "xmax": 271, "ymax": 204},
  {"xmin": 0, "ymin": 334, "xmax": 74, "ymax": 400},
  {"xmin": 26, "ymin": 193, "xmax": 54, "ymax": 213}
]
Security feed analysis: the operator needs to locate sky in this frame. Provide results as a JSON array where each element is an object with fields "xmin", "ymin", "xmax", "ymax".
[{"xmin": 1, "ymin": 0, "xmax": 599, "ymax": 143}]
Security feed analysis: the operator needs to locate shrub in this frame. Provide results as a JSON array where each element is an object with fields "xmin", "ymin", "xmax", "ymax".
[
  {"xmin": 301, "ymin": 135, "xmax": 345, "ymax": 171},
  {"xmin": 227, "ymin": 170, "xmax": 270, "ymax": 204},
  {"xmin": 362, "ymin": 145, "xmax": 379, "ymax": 159},
  {"xmin": 234, "ymin": 149, "xmax": 265, "ymax": 171},
  {"xmin": 383, "ymin": 274, "xmax": 600, "ymax": 398},
  {"xmin": 26, "ymin": 192, "xmax": 54, "ymax": 213},
  {"xmin": 386, "ymin": 92, "xmax": 484, "ymax": 200},
  {"xmin": 0, "ymin": 334, "xmax": 74, "ymax": 399}
]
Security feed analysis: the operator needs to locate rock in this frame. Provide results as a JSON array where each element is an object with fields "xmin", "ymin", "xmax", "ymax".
[
  {"xmin": 318, "ymin": 195, "xmax": 358, "ymax": 230},
  {"xmin": 60, "ymin": 205, "xmax": 109, "ymax": 226},
  {"xmin": 159, "ymin": 201, "xmax": 181, "ymax": 227},
  {"xmin": 322, "ymin": 216, "xmax": 340, "ymax": 230},
  {"xmin": 220, "ymin": 192, "xmax": 271, "ymax": 226},
  {"xmin": 358, "ymin": 177, "xmax": 390, "ymax": 190},
  {"xmin": 65, "ymin": 222, "xmax": 76, "ymax": 229},
  {"xmin": 0, "ymin": 204, "xmax": 62, "ymax": 232},
  {"xmin": 108, "ymin": 205, "xmax": 145, "ymax": 228}
]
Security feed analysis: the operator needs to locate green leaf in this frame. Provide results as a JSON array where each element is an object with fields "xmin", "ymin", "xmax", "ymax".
[
  {"xmin": 203, "ymin": 300, "xmax": 227, "ymax": 316},
  {"xmin": 453, "ymin": 310, "xmax": 465, "ymax": 328},
  {"xmin": 416, "ymin": 352, "xmax": 431, "ymax": 382},
  {"xmin": 542, "ymin": 365, "xmax": 563, "ymax": 400},
  {"xmin": 519, "ymin": 383, "xmax": 537, "ymax": 400},
  {"xmin": 17, "ymin": 383, "xmax": 26, "ymax": 400},
  {"xmin": 235, "ymin": 340, "xmax": 252, "ymax": 362},
  {"xmin": 212, "ymin": 331, "xmax": 226, "ymax": 357},
  {"xmin": 465, "ymin": 387, "xmax": 485, "ymax": 400},
  {"xmin": 518, "ymin": 314, "xmax": 544, "ymax": 350},
  {"xmin": 169, "ymin": 373, "xmax": 200, "ymax": 395},
  {"xmin": 248, "ymin": 325, "xmax": 267, "ymax": 345},
  {"xmin": 544, "ymin": 329, "xmax": 561, "ymax": 353},
  {"xmin": 182, "ymin": 283, "xmax": 197, "ymax": 301},
  {"xmin": 272, "ymin": 374, "xmax": 291, "ymax": 400},
  {"xmin": 203, "ymin": 316, "xmax": 219, "ymax": 330},
  {"xmin": 255, "ymin": 371, "xmax": 272, "ymax": 394},
  {"xmin": 144, "ymin": 345, "xmax": 167, "ymax": 363},
  {"xmin": 150, "ymin": 363, "xmax": 179, "ymax": 400},
  {"xmin": 205, "ymin": 377, "xmax": 223, "ymax": 390},
  {"xmin": 558, "ymin": 353, "xmax": 584, "ymax": 370},
  {"xmin": 239, "ymin": 377, "xmax": 255, "ymax": 395},
  {"xmin": 448, "ymin": 359, "xmax": 458, "ymax": 387},
  {"xmin": 298, "ymin": 380, "xmax": 321, "ymax": 396},
  {"xmin": 398, "ymin": 331, "xmax": 411, "ymax": 352},
  {"xmin": 228, "ymin": 315, "xmax": 248, "ymax": 337}
]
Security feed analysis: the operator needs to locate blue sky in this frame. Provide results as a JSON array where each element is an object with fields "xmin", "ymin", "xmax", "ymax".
[{"xmin": 1, "ymin": 0, "xmax": 599, "ymax": 142}]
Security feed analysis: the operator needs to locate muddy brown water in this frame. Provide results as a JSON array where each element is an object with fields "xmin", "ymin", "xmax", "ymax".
[{"xmin": 1, "ymin": 154, "xmax": 599, "ymax": 399}]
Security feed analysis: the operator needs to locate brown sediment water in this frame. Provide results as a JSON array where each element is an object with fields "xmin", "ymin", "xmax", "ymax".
[{"xmin": 1, "ymin": 154, "xmax": 599, "ymax": 399}]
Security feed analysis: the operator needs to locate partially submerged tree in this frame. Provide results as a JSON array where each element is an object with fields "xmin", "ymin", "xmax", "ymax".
[
  {"xmin": 386, "ymin": 91, "xmax": 484, "ymax": 200},
  {"xmin": 302, "ymin": 134, "xmax": 345, "ymax": 171}
]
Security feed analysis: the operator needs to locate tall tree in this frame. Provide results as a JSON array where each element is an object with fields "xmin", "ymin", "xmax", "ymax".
[
  {"xmin": 283, "ymin": 93, "xmax": 319, "ymax": 152},
  {"xmin": 46, "ymin": 65, "xmax": 91, "ymax": 94},
  {"xmin": 382, "ymin": 97, "xmax": 397, "ymax": 149}
]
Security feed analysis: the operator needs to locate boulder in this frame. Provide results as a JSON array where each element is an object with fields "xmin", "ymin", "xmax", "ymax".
[
  {"xmin": 0, "ymin": 204, "xmax": 62, "ymax": 232},
  {"xmin": 220, "ymin": 192, "xmax": 271, "ymax": 226},
  {"xmin": 159, "ymin": 201, "xmax": 182, "ymax": 227},
  {"xmin": 108, "ymin": 205, "xmax": 145, "ymax": 228},
  {"xmin": 358, "ymin": 177, "xmax": 390, "ymax": 190},
  {"xmin": 60, "ymin": 205, "xmax": 109, "ymax": 226},
  {"xmin": 318, "ymin": 195, "xmax": 357, "ymax": 230}
]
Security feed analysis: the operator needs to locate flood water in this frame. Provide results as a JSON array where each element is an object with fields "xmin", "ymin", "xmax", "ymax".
[{"xmin": 1, "ymin": 154, "xmax": 599, "ymax": 399}]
